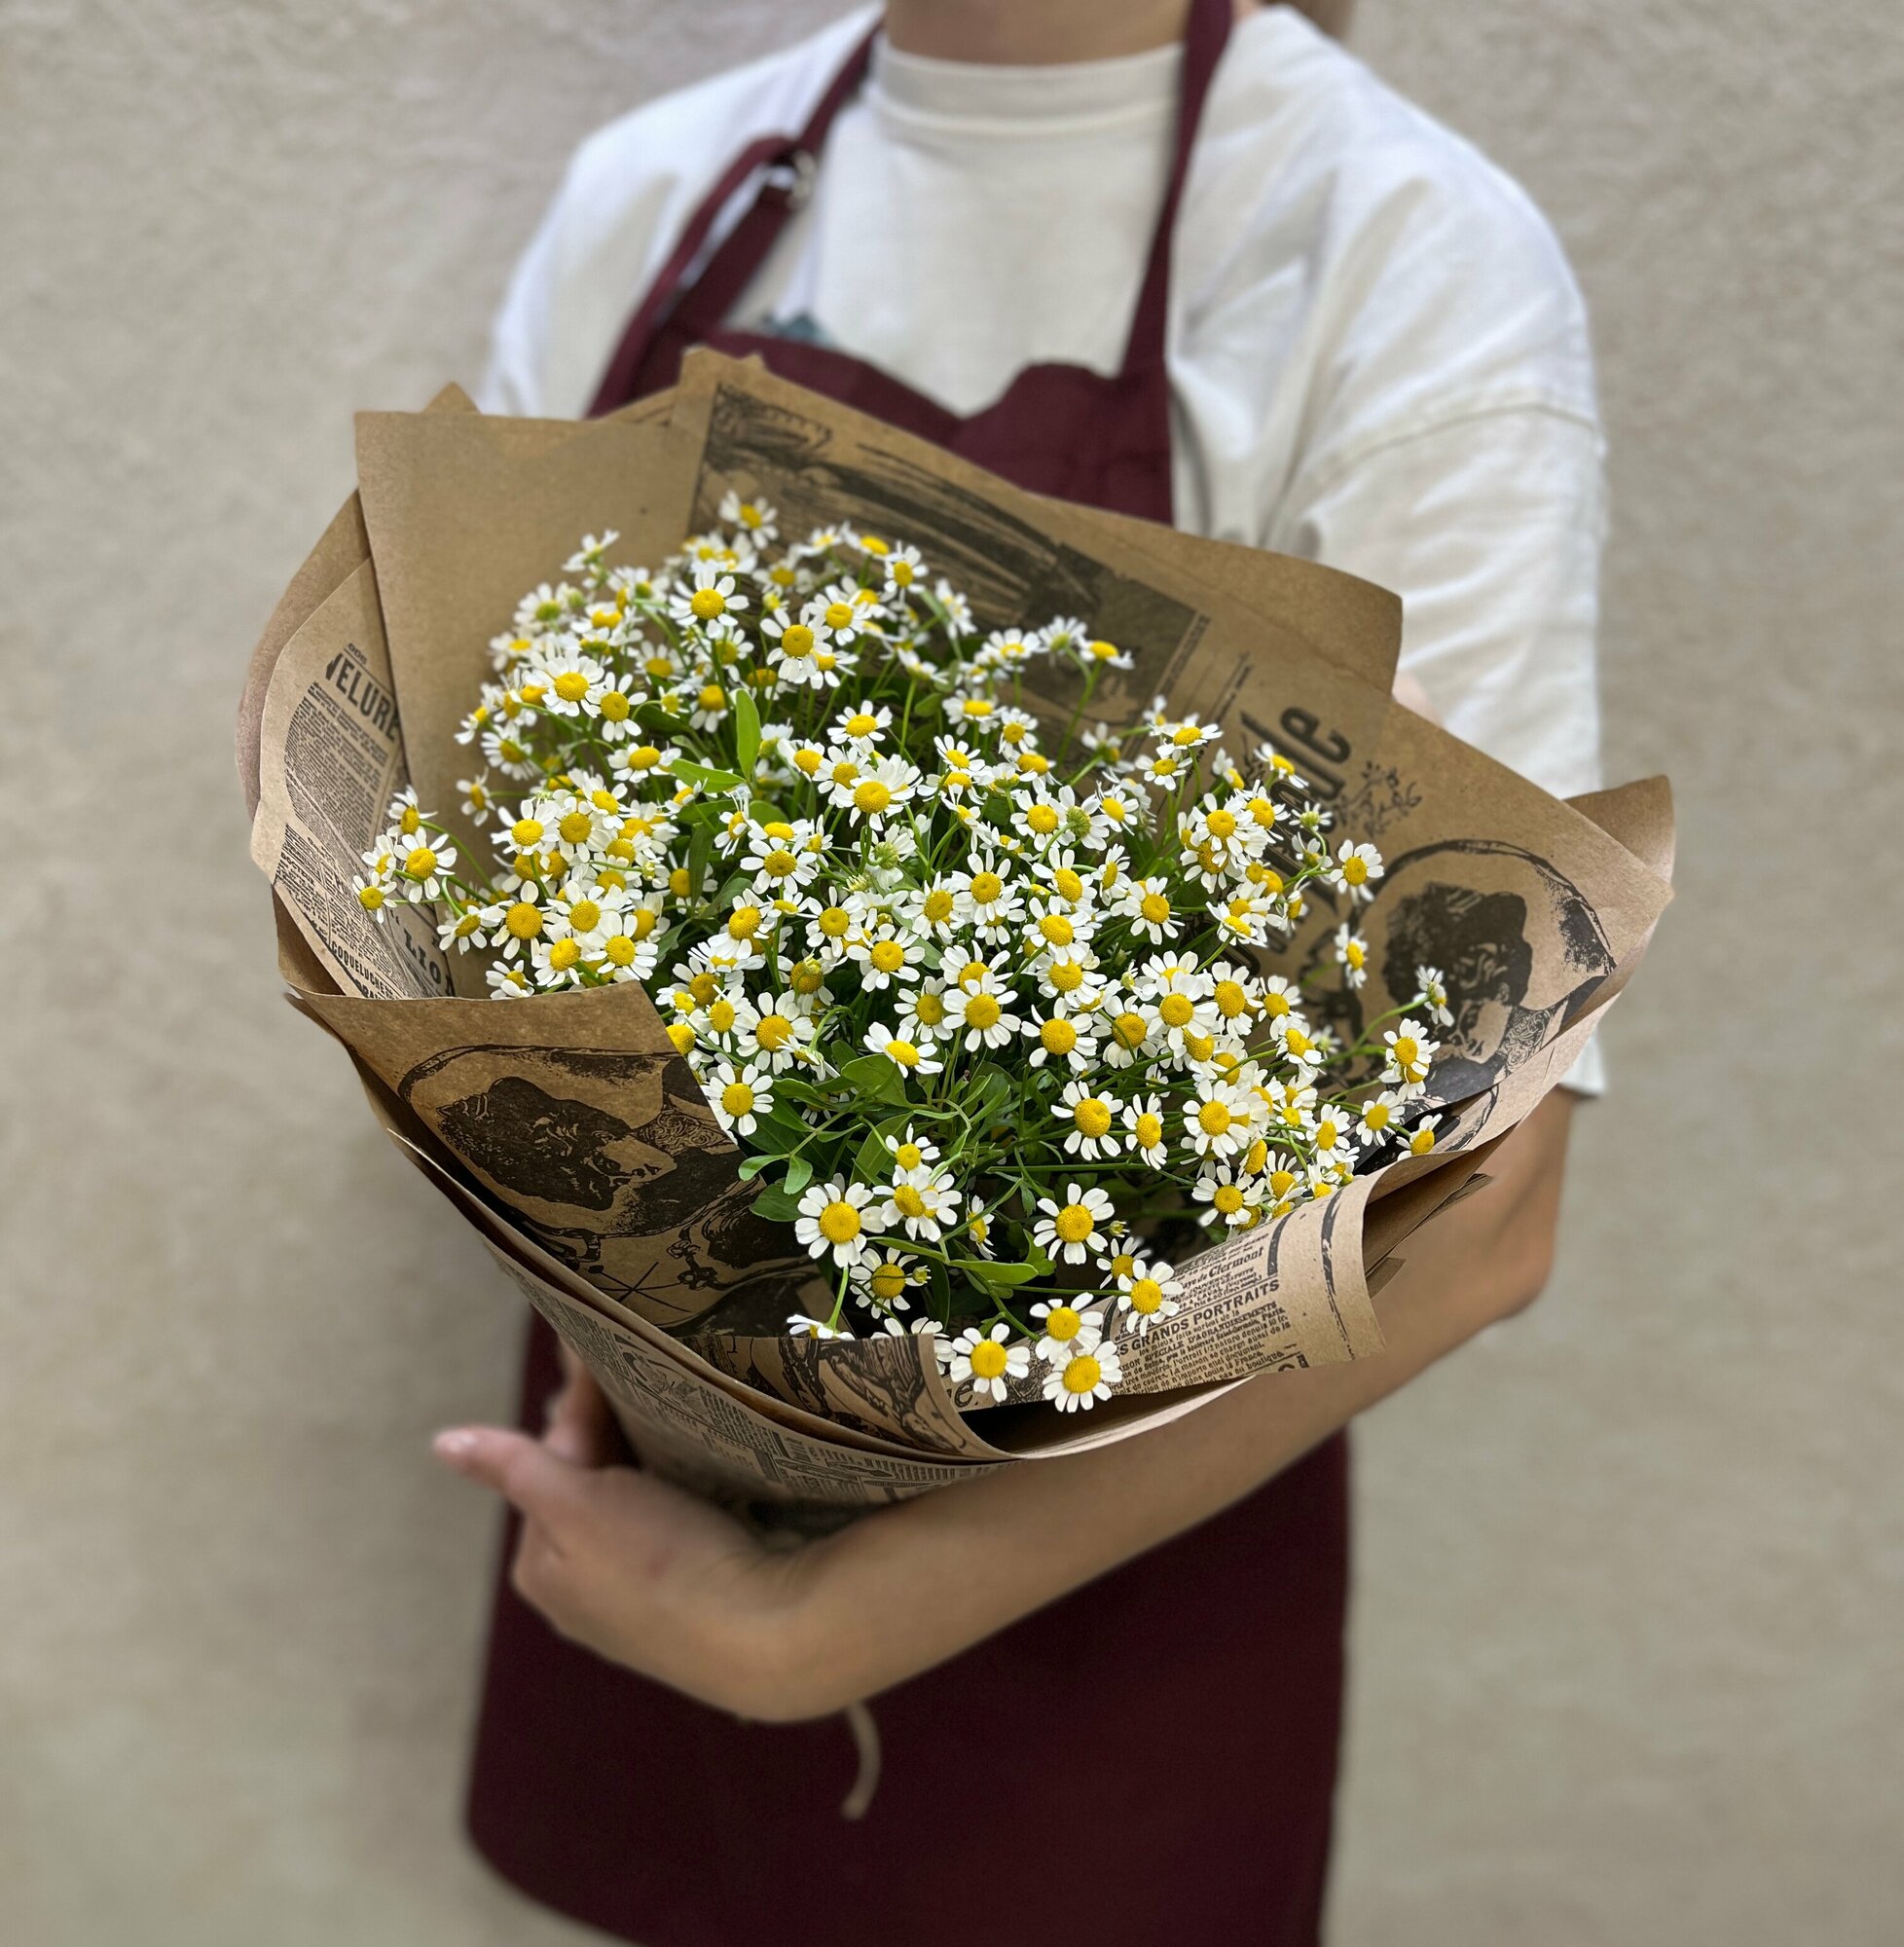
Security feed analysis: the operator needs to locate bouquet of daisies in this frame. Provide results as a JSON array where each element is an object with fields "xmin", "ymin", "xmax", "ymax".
[
  {"xmin": 240, "ymin": 353, "xmax": 1670, "ymax": 1507},
  {"xmin": 352, "ymin": 510, "xmax": 1449, "ymax": 1414}
]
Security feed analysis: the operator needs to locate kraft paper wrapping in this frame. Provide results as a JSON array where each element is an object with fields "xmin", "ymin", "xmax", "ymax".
[{"xmin": 239, "ymin": 355, "xmax": 1672, "ymax": 1509}]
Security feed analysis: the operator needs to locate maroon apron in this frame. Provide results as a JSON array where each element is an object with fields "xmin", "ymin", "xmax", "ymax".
[{"xmin": 467, "ymin": 6, "xmax": 1351, "ymax": 1940}]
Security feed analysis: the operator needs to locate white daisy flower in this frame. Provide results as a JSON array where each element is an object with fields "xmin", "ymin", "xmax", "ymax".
[
  {"xmin": 865, "ymin": 1019, "xmax": 943, "ymax": 1077},
  {"xmin": 1116, "ymin": 1257, "xmax": 1184, "ymax": 1335},
  {"xmin": 946, "ymin": 1322, "xmax": 1030, "ymax": 1404},
  {"xmin": 1044, "ymin": 1336, "xmax": 1120, "ymax": 1413},
  {"xmin": 1031, "ymin": 1183, "xmax": 1117, "ymax": 1267},
  {"xmin": 1328, "ymin": 839, "xmax": 1385, "ymax": 902},
  {"xmin": 792, "ymin": 1178, "xmax": 884, "ymax": 1267},
  {"xmin": 942, "ymin": 973, "xmax": 1023, "ymax": 1051},
  {"xmin": 1381, "ymin": 1019, "xmax": 1439, "ymax": 1093},
  {"xmin": 1053, "ymin": 1079, "xmax": 1122, "ymax": 1159},
  {"xmin": 1184, "ymin": 1080, "xmax": 1257, "ymax": 1160},
  {"xmin": 1122, "ymin": 1092, "xmax": 1169, "ymax": 1165},
  {"xmin": 706, "ymin": 1059, "xmax": 773, "ymax": 1138},
  {"xmin": 879, "ymin": 1164, "xmax": 963, "ymax": 1243},
  {"xmin": 1024, "ymin": 1007, "xmax": 1100, "ymax": 1074},
  {"xmin": 669, "ymin": 562, "xmax": 750, "ymax": 632},
  {"xmin": 1334, "ymin": 924, "xmax": 1371, "ymax": 989},
  {"xmin": 786, "ymin": 1311, "xmax": 853, "ymax": 1341},
  {"xmin": 1416, "ymin": 963, "xmax": 1455, "ymax": 1028}
]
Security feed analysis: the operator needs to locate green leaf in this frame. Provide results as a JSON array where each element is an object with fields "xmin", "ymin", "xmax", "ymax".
[
  {"xmin": 965, "ymin": 1064, "xmax": 1012, "ymax": 1123},
  {"xmin": 732, "ymin": 685, "xmax": 761, "ymax": 778},
  {"xmin": 781, "ymin": 1154, "xmax": 814, "ymax": 1197},
  {"xmin": 949, "ymin": 1257, "xmax": 1039, "ymax": 1287},
  {"xmin": 839, "ymin": 1053, "xmax": 909, "ymax": 1106},
  {"xmin": 736, "ymin": 1154, "xmax": 773, "ymax": 1181},
  {"xmin": 750, "ymin": 1184, "xmax": 803, "ymax": 1223},
  {"xmin": 671, "ymin": 758, "xmax": 745, "ymax": 793}
]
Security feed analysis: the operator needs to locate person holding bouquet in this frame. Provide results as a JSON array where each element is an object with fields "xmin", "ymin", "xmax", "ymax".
[{"xmin": 430, "ymin": 3, "xmax": 1608, "ymax": 1940}]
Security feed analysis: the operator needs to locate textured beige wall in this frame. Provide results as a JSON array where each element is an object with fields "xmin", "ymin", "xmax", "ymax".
[{"xmin": 2, "ymin": 4, "xmax": 1898, "ymax": 1943}]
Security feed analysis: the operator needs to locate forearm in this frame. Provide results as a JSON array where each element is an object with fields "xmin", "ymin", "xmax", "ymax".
[{"xmin": 776, "ymin": 1091, "xmax": 1575, "ymax": 1712}]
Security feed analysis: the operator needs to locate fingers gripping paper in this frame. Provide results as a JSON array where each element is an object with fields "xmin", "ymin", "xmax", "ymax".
[{"xmin": 241, "ymin": 358, "xmax": 1673, "ymax": 1510}]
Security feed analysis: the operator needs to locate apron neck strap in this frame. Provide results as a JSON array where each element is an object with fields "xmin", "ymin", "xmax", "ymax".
[
  {"xmin": 1119, "ymin": 0, "xmax": 1234, "ymax": 377},
  {"xmin": 587, "ymin": 22, "xmax": 879, "ymax": 416}
]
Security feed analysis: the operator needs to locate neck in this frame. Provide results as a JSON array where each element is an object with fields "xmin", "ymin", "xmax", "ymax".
[{"xmin": 883, "ymin": 0, "xmax": 1197, "ymax": 65}]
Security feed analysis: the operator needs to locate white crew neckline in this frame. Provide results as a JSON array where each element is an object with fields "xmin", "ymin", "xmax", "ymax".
[{"xmin": 867, "ymin": 32, "xmax": 1184, "ymax": 138}]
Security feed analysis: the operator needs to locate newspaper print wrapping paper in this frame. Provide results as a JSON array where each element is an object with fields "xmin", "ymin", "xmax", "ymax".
[{"xmin": 239, "ymin": 357, "xmax": 1672, "ymax": 1508}]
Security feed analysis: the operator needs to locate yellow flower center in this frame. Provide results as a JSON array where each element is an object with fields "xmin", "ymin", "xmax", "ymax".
[
  {"xmin": 698, "ymin": 684, "xmax": 725, "ymax": 713},
  {"xmin": 504, "ymin": 901, "xmax": 542, "ymax": 940},
  {"xmin": 1268, "ymin": 1168, "xmax": 1300, "ymax": 1198},
  {"xmin": 914, "ymin": 993, "xmax": 946, "ymax": 1027},
  {"xmin": 818, "ymin": 1200, "xmax": 861, "ymax": 1245},
  {"xmin": 708, "ymin": 998, "xmax": 737, "ymax": 1034},
  {"xmin": 1130, "ymin": 1277, "xmax": 1164, "ymax": 1315},
  {"xmin": 1062, "ymin": 1353, "xmax": 1102, "ymax": 1394},
  {"xmin": 824, "ymin": 603, "xmax": 853, "ymax": 630},
  {"xmin": 402, "ymin": 845, "xmax": 438, "ymax": 880},
  {"xmin": 963, "ymin": 995, "xmax": 1002, "ymax": 1032},
  {"xmin": 666, "ymin": 1021, "xmax": 696, "ymax": 1053},
  {"xmin": 1157, "ymin": 993, "xmax": 1194, "ymax": 1029},
  {"xmin": 1342, "ymin": 855, "xmax": 1369, "ymax": 885},
  {"xmin": 1134, "ymin": 1112, "xmax": 1163, "ymax": 1150},
  {"xmin": 1410, "ymin": 1126, "xmax": 1438, "ymax": 1155},
  {"xmin": 1364, "ymin": 1104, "xmax": 1392, "ymax": 1131},
  {"xmin": 1391, "ymin": 1036, "xmax": 1420, "ymax": 1070},
  {"xmin": 1214, "ymin": 979, "xmax": 1248, "ymax": 1018},
  {"xmin": 819, "ymin": 905, "xmax": 852, "ymax": 937},
  {"xmin": 559, "ymin": 811, "xmax": 593, "ymax": 845},
  {"xmin": 755, "ymin": 1013, "xmax": 793, "ymax": 1051},
  {"xmin": 1049, "ymin": 961, "xmax": 1083, "ymax": 993},
  {"xmin": 923, "ymin": 888, "xmax": 955, "ymax": 924},
  {"xmin": 1053, "ymin": 1206, "xmax": 1093, "ymax": 1244},
  {"xmin": 604, "ymin": 935, "xmax": 637, "ymax": 967},
  {"xmin": 1214, "ymin": 1185, "xmax": 1244, "ymax": 1215},
  {"xmin": 1198, "ymin": 1100, "xmax": 1233, "ymax": 1136},
  {"xmin": 893, "ymin": 1185, "xmax": 927, "ymax": 1219},
  {"xmin": 689, "ymin": 587, "xmax": 725, "ymax": 620},
  {"xmin": 870, "ymin": 940, "xmax": 905, "ymax": 973},
  {"xmin": 970, "ymin": 871, "xmax": 1003, "ymax": 904},
  {"xmin": 1140, "ymin": 892, "xmax": 1171, "ymax": 925},
  {"xmin": 895, "ymin": 1142, "xmax": 924, "ymax": 1170},
  {"xmin": 568, "ymin": 900, "xmax": 601, "ymax": 933},
  {"xmin": 357, "ymin": 884, "xmax": 384, "ymax": 911},
  {"xmin": 627, "ymin": 745, "xmax": 662, "ymax": 771},
  {"xmin": 970, "ymin": 1340, "xmax": 1007, "ymax": 1379},
  {"xmin": 885, "ymin": 1038, "xmax": 921, "ymax": 1068},
  {"xmin": 1039, "ymin": 914, "xmax": 1074, "ymax": 946},
  {"xmin": 668, "ymin": 866, "xmax": 693, "ymax": 898},
  {"xmin": 1053, "ymin": 867, "xmax": 1083, "ymax": 901},
  {"xmin": 763, "ymin": 849, "xmax": 798, "ymax": 877},
  {"xmin": 1040, "ymin": 1017, "xmax": 1079, "ymax": 1056},
  {"xmin": 854, "ymin": 779, "xmax": 894, "ymax": 814},
  {"xmin": 845, "ymin": 712, "xmax": 879, "ymax": 738},
  {"xmin": 547, "ymin": 938, "xmax": 581, "ymax": 972},
  {"xmin": 1027, "ymin": 804, "xmax": 1059, "ymax": 834},
  {"xmin": 720, "ymin": 1082, "xmax": 754, "ymax": 1118},
  {"xmin": 1074, "ymin": 1099, "xmax": 1113, "ymax": 1139},
  {"xmin": 727, "ymin": 906, "xmax": 762, "ymax": 940},
  {"xmin": 1115, "ymin": 1010, "xmax": 1149, "ymax": 1049},
  {"xmin": 511, "ymin": 818, "xmax": 544, "ymax": 849},
  {"xmin": 553, "ymin": 671, "xmax": 591, "ymax": 703}
]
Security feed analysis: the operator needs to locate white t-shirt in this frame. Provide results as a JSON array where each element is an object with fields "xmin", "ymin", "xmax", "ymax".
[{"xmin": 483, "ymin": 3, "xmax": 1607, "ymax": 1092}]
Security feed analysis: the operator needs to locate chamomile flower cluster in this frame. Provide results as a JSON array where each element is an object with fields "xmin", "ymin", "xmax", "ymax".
[{"xmin": 364, "ymin": 510, "xmax": 1443, "ymax": 1413}]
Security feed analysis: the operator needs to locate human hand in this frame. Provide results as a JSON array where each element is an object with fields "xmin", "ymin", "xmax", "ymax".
[{"xmin": 432, "ymin": 1349, "xmax": 830, "ymax": 1720}]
